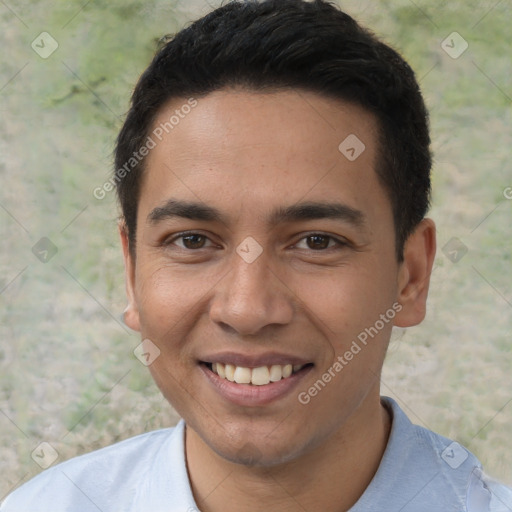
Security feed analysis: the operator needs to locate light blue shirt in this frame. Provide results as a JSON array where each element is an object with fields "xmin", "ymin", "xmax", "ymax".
[{"xmin": 2, "ymin": 397, "xmax": 511, "ymax": 511}]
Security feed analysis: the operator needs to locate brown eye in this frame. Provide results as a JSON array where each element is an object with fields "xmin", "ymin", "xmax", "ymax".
[
  {"xmin": 163, "ymin": 231, "xmax": 217, "ymax": 252},
  {"xmin": 181, "ymin": 234, "xmax": 207, "ymax": 249},
  {"xmin": 294, "ymin": 233, "xmax": 347, "ymax": 252},
  {"xmin": 306, "ymin": 235, "xmax": 331, "ymax": 250}
]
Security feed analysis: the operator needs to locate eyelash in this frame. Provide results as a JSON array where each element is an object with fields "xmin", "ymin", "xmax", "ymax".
[{"xmin": 164, "ymin": 231, "xmax": 349, "ymax": 252}]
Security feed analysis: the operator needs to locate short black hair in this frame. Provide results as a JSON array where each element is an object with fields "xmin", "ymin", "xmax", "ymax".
[{"xmin": 114, "ymin": 0, "xmax": 431, "ymax": 261}]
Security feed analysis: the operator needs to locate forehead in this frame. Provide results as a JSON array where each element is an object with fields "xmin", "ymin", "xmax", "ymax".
[{"xmin": 139, "ymin": 88, "xmax": 390, "ymax": 227}]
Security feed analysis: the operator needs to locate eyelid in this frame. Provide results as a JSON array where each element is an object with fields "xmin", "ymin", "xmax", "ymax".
[
  {"xmin": 292, "ymin": 232, "xmax": 349, "ymax": 250},
  {"xmin": 164, "ymin": 230, "xmax": 217, "ymax": 249}
]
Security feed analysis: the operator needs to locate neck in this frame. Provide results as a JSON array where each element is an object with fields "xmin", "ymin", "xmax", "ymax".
[{"xmin": 185, "ymin": 395, "xmax": 391, "ymax": 512}]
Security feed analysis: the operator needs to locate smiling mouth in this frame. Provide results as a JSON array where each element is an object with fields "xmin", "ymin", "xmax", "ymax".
[{"xmin": 202, "ymin": 362, "xmax": 313, "ymax": 386}]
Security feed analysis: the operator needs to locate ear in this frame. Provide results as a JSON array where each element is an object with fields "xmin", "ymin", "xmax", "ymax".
[
  {"xmin": 119, "ymin": 221, "xmax": 141, "ymax": 332},
  {"xmin": 394, "ymin": 218, "xmax": 436, "ymax": 328}
]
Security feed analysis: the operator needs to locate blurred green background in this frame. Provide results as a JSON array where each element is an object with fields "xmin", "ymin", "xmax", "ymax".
[{"xmin": 0, "ymin": 0, "xmax": 511, "ymax": 498}]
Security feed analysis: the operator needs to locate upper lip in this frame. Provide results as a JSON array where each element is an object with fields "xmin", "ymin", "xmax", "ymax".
[{"xmin": 199, "ymin": 351, "xmax": 313, "ymax": 368}]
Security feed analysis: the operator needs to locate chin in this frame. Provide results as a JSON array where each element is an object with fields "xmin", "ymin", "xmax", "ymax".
[
  {"xmin": 195, "ymin": 418, "xmax": 318, "ymax": 468},
  {"xmin": 212, "ymin": 437, "xmax": 305, "ymax": 468}
]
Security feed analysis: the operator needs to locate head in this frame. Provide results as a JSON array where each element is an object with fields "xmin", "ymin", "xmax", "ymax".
[{"xmin": 116, "ymin": 0, "xmax": 436, "ymax": 467}]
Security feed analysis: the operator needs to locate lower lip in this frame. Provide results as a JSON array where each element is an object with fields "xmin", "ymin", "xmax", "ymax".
[{"xmin": 200, "ymin": 364, "xmax": 313, "ymax": 407}]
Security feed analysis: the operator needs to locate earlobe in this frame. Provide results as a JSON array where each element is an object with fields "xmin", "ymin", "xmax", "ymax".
[
  {"xmin": 394, "ymin": 218, "xmax": 436, "ymax": 328},
  {"xmin": 119, "ymin": 221, "xmax": 141, "ymax": 332}
]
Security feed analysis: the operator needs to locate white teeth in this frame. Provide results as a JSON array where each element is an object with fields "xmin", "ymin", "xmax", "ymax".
[
  {"xmin": 251, "ymin": 366, "xmax": 270, "ymax": 386},
  {"xmin": 269, "ymin": 364, "xmax": 282, "ymax": 382},
  {"xmin": 234, "ymin": 366, "xmax": 252, "ymax": 384},
  {"xmin": 216, "ymin": 362, "xmax": 226, "ymax": 379},
  {"xmin": 225, "ymin": 364, "xmax": 235, "ymax": 382},
  {"xmin": 210, "ymin": 362, "xmax": 305, "ymax": 385}
]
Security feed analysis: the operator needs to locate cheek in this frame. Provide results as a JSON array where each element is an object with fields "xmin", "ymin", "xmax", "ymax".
[
  {"xmin": 294, "ymin": 262, "xmax": 397, "ymax": 341},
  {"xmin": 134, "ymin": 263, "xmax": 208, "ymax": 407},
  {"xmin": 134, "ymin": 260, "xmax": 209, "ymax": 337}
]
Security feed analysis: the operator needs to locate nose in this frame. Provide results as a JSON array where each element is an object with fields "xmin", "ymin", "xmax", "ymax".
[{"xmin": 209, "ymin": 250, "xmax": 294, "ymax": 336}]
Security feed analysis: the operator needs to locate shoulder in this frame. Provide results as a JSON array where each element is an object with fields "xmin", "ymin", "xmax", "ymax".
[
  {"xmin": 401, "ymin": 407, "xmax": 512, "ymax": 511},
  {"xmin": 476, "ymin": 471, "xmax": 512, "ymax": 512},
  {"xmin": 1, "ymin": 425, "xmax": 181, "ymax": 512},
  {"xmin": 353, "ymin": 397, "xmax": 512, "ymax": 511}
]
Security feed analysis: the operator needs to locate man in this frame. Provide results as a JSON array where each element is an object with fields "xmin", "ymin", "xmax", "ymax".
[{"xmin": 2, "ymin": 0, "xmax": 511, "ymax": 510}]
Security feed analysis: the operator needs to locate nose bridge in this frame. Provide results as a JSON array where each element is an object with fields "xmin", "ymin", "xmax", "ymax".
[
  {"xmin": 210, "ymin": 248, "xmax": 293, "ymax": 335},
  {"xmin": 231, "ymin": 251, "xmax": 271, "ymax": 302}
]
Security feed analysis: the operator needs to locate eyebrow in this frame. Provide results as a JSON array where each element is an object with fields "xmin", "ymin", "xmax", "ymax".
[
  {"xmin": 147, "ymin": 199, "xmax": 366, "ymax": 228},
  {"xmin": 270, "ymin": 202, "xmax": 365, "ymax": 227}
]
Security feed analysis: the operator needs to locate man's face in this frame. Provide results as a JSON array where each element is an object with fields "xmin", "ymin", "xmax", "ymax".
[{"xmin": 122, "ymin": 89, "xmax": 416, "ymax": 466}]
